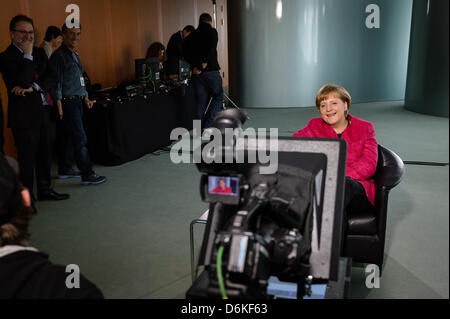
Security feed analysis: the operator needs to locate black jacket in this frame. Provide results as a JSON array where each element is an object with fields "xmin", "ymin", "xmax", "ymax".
[
  {"xmin": 0, "ymin": 250, "xmax": 103, "ymax": 299},
  {"xmin": 165, "ymin": 31, "xmax": 183, "ymax": 75},
  {"xmin": 1, "ymin": 44, "xmax": 55, "ymax": 129},
  {"xmin": 183, "ymin": 22, "xmax": 220, "ymax": 72}
]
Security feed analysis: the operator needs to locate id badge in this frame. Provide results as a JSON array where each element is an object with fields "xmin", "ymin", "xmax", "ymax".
[{"xmin": 80, "ymin": 76, "xmax": 85, "ymax": 87}]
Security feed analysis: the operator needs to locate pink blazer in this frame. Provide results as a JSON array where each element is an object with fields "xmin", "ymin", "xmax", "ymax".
[{"xmin": 293, "ymin": 115, "xmax": 378, "ymax": 205}]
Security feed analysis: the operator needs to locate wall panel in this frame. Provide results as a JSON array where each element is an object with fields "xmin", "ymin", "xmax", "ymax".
[{"xmin": 228, "ymin": 0, "xmax": 413, "ymax": 108}]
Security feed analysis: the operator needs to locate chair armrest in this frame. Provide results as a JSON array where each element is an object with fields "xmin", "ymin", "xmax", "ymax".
[{"xmin": 376, "ymin": 145, "xmax": 406, "ymax": 191}]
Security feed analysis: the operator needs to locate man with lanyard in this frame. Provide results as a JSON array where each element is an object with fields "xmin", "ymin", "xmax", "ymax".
[
  {"xmin": 1, "ymin": 15, "xmax": 69, "ymax": 201},
  {"xmin": 50, "ymin": 22, "xmax": 106, "ymax": 185}
]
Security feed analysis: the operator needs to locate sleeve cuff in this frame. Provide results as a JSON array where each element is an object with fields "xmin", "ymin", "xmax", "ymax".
[
  {"xmin": 33, "ymin": 82, "xmax": 41, "ymax": 92},
  {"xmin": 24, "ymin": 54, "xmax": 33, "ymax": 61}
]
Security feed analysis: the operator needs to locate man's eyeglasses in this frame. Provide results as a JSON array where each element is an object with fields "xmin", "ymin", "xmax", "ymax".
[{"xmin": 13, "ymin": 30, "xmax": 35, "ymax": 36}]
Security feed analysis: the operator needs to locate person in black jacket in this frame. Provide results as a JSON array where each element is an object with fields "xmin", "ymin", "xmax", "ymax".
[
  {"xmin": 183, "ymin": 13, "xmax": 224, "ymax": 128},
  {"xmin": 1, "ymin": 15, "xmax": 69, "ymax": 201},
  {"xmin": 165, "ymin": 25, "xmax": 194, "ymax": 79},
  {"xmin": 0, "ymin": 154, "xmax": 103, "ymax": 299}
]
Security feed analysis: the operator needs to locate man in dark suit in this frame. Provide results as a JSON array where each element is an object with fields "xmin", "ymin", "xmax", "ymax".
[
  {"xmin": 165, "ymin": 25, "xmax": 194, "ymax": 79},
  {"xmin": 1, "ymin": 15, "xmax": 69, "ymax": 201}
]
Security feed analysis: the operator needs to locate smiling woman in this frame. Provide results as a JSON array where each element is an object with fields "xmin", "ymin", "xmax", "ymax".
[
  {"xmin": 316, "ymin": 84, "xmax": 351, "ymax": 134},
  {"xmin": 293, "ymin": 84, "xmax": 379, "ymax": 239}
]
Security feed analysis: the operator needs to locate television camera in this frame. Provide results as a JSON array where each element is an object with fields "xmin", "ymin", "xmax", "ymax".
[{"xmin": 187, "ymin": 109, "xmax": 349, "ymax": 299}]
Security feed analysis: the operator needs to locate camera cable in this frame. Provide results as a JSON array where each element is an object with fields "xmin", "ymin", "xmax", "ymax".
[{"xmin": 217, "ymin": 245, "xmax": 228, "ymax": 299}]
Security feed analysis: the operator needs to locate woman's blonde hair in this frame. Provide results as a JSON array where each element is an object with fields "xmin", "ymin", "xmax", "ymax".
[{"xmin": 315, "ymin": 84, "xmax": 352, "ymax": 117}]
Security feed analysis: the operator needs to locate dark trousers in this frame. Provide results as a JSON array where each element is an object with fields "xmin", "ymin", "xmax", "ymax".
[
  {"xmin": 12, "ymin": 107, "xmax": 56, "ymax": 197},
  {"xmin": 193, "ymin": 71, "xmax": 224, "ymax": 128},
  {"xmin": 340, "ymin": 177, "xmax": 374, "ymax": 254},
  {"xmin": 58, "ymin": 99, "xmax": 93, "ymax": 178},
  {"xmin": 344, "ymin": 177, "xmax": 374, "ymax": 215}
]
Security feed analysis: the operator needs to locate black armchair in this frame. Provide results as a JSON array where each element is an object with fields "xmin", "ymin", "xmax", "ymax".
[{"xmin": 343, "ymin": 145, "xmax": 405, "ymax": 273}]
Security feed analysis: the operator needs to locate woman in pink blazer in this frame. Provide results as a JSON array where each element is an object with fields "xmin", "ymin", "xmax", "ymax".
[{"xmin": 293, "ymin": 84, "xmax": 378, "ymax": 221}]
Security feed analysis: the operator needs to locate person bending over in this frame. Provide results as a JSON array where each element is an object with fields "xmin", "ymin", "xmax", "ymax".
[{"xmin": 165, "ymin": 25, "xmax": 195, "ymax": 79}]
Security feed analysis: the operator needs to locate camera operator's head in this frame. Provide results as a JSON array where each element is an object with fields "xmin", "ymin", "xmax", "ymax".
[{"xmin": 0, "ymin": 155, "xmax": 36, "ymax": 247}]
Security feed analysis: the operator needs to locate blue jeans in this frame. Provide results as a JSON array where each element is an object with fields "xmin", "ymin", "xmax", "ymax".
[
  {"xmin": 193, "ymin": 71, "xmax": 224, "ymax": 128},
  {"xmin": 57, "ymin": 119, "xmax": 74, "ymax": 173},
  {"xmin": 59, "ymin": 99, "xmax": 93, "ymax": 178}
]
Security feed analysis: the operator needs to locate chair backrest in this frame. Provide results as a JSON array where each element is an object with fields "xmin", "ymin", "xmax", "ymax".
[{"xmin": 374, "ymin": 145, "xmax": 405, "ymax": 191}]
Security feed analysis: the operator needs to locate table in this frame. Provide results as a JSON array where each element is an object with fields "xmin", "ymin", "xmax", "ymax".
[{"xmin": 83, "ymin": 84, "xmax": 197, "ymax": 166}]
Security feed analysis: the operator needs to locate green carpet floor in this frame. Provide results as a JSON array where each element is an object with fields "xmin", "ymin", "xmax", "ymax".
[{"xmin": 30, "ymin": 101, "xmax": 449, "ymax": 299}]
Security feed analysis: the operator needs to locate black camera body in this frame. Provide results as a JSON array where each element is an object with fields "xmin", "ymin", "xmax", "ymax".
[{"xmin": 197, "ymin": 164, "xmax": 316, "ymax": 298}]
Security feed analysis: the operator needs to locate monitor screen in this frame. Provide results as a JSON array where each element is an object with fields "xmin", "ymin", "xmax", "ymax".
[
  {"xmin": 135, "ymin": 58, "xmax": 161, "ymax": 85},
  {"xmin": 208, "ymin": 176, "xmax": 239, "ymax": 196},
  {"xmin": 179, "ymin": 59, "xmax": 191, "ymax": 81}
]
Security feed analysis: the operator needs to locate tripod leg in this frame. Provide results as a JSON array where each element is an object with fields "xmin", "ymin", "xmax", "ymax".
[
  {"xmin": 223, "ymin": 93, "xmax": 250, "ymax": 120},
  {"xmin": 223, "ymin": 93, "xmax": 240, "ymax": 109},
  {"xmin": 204, "ymin": 97, "xmax": 213, "ymax": 116},
  {"xmin": 190, "ymin": 220, "xmax": 196, "ymax": 283}
]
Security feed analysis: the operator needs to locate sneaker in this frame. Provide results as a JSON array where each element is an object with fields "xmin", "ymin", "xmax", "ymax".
[
  {"xmin": 81, "ymin": 173, "xmax": 107, "ymax": 185},
  {"xmin": 58, "ymin": 169, "xmax": 81, "ymax": 179}
]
